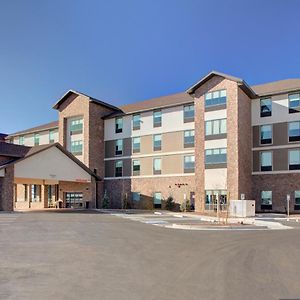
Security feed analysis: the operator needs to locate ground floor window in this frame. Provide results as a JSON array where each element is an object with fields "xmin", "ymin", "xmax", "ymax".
[
  {"xmin": 132, "ymin": 192, "xmax": 141, "ymax": 202},
  {"xmin": 65, "ymin": 192, "xmax": 83, "ymax": 208},
  {"xmin": 205, "ymin": 190, "xmax": 227, "ymax": 210},
  {"xmin": 261, "ymin": 191, "xmax": 272, "ymax": 209},
  {"xmin": 295, "ymin": 191, "xmax": 300, "ymax": 210},
  {"xmin": 153, "ymin": 192, "xmax": 162, "ymax": 209},
  {"xmin": 31, "ymin": 185, "xmax": 41, "ymax": 202}
]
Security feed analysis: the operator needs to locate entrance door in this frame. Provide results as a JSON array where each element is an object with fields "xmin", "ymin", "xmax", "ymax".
[{"xmin": 65, "ymin": 192, "xmax": 83, "ymax": 208}]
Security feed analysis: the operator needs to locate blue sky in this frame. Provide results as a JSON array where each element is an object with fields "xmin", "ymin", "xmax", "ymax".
[{"xmin": 1, "ymin": 0, "xmax": 300, "ymax": 133}]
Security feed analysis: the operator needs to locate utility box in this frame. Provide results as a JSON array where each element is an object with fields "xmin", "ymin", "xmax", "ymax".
[{"xmin": 229, "ymin": 200, "xmax": 255, "ymax": 217}]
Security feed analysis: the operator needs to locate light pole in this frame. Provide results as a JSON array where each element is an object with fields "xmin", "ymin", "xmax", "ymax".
[{"xmin": 287, "ymin": 194, "xmax": 290, "ymax": 219}]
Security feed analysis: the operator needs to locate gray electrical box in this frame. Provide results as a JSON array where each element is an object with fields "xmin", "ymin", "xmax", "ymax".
[{"xmin": 229, "ymin": 200, "xmax": 255, "ymax": 217}]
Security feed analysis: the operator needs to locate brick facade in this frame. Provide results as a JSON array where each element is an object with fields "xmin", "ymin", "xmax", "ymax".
[
  {"xmin": 0, "ymin": 166, "xmax": 14, "ymax": 211},
  {"xmin": 104, "ymin": 176, "xmax": 195, "ymax": 210}
]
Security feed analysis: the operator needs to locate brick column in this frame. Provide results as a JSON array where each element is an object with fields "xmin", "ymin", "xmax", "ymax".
[{"xmin": 0, "ymin": 165, "xmax": 14, "ymax": 211}]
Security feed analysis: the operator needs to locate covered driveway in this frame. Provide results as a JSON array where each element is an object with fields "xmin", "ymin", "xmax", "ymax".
[{"xmin": 0, "ymin": 143, "xmax": 100, "ymax": 211}]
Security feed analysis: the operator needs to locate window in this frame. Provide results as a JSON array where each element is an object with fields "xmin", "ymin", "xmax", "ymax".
[
  {"xmin": 34, "ymin": 134, "xmax": 40, "ymax": 146},
  {"xmin": 205, "ymin": 148, "xmax": 227, "ymax": 164},
  {"xmin": 49, "ymin": 130, "xmax": 55, "ymax": 143},
  {"xmin": 205, "ymin": 119, "xmax": 227, "ymax": 136},
  {"xmin": 132, "ymin": 137, "xmax": 140, "ymax": 153},
  {"xmin": 19, "ymin": 136, "xmax": 25, "ymax": 145},
  {"xmin": 288, "ymin": 122, "xmax": 300, "ymax": 142},
  {"xmin": 115, "ymin": 161, "xmax": 123, "ymax": 177},
  {"xmin": 289, "ymin": 93, "xmax": 300, "ymax": 114},
  {"xmin": 184, "ymin": 130, "xmax": 194, "ymax": 148},
  {"xmin": 132, "ymin": 192, "xmax": 140, "ymax": 202},
  {"xmin": 71, "ymin": 140, "xmax": 83, "ymax": 155},
  {"xmin": 153, "ymin": 158, "xmax": 162, "ymax": 175},
  {"xmin": 205, "ymin": 190, "xmax": 227, "ymax": 210},
  {"xmin": 205, "ymin": 90, "xmax": 226, "ymax": 107},
  {"xmin": 261, "ymin": 191, "xmax": 272, "ymax": 209},
  {"xmin": 184, "ymin": 155, "xmax": 195, "ymax": 173},
  {"xmin": 260, "ymin": 125, "xmax": 272, "ymax": 144},
  {"xmin": 153, "ymin": 192, "xmax": 162, "ymax": 208},
  {"xmin": 132, "ymin": 114, "xmax": 140, "ymax": 130},
  {"xmin": 115, "ymin": 139, "xmax": 123, "ymax": 155},
  {"xmin": 295, "ymin": 191, "xmax": 300, "ymax": 210},
  {"xmin": 184, "ymin": 104, "xmax": 194, "ymax": 122},
  {"xmin": 115, "ymin": 117, "xmax": 123, "ymax": 133},
  {"xmin": 289, "ymin": 149, "xmax": 300, "ymax": 170},
  {"xmin": 70, "ymin": 118, "xmax": 83, "ymax": 134},
  {"xmin": 153, "ymin": 134, "xmax": 162, "ymax": 151},
  {"xmin": 65, "ymin": 192, "xmax": 83, "ymax": 208},
  {"xmin": 132, "ymin": 160, "xmax": 140, "ymax": 176},
  {"xmin": 153, "ymin": 110, "xmax": 162, "ymax": 127},
  {"xmin": 260, "ymin": 98, "xmax": 272, "ymax": 117},
  {"xmin": 260, "ymin": 151, "xmax": 272, "ymax": 171},
  {"xmin": 31, "ymin": 185, "xmax": 41, "ymax": 202}
]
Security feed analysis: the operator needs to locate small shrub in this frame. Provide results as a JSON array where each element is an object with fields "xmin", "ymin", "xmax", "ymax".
[
  {"xmin": 165, "ymin": 196, "xmax": 175, "ymax": 211},
  {"xmin": 102, "ymin": 190, "xmax": 110, "ymax": 209},
  {"xmin": 181, "ymin": 200, "xmax": 191, "ymax": 212}
]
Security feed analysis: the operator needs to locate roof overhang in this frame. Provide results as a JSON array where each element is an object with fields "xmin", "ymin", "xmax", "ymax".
[
  {"xmin": 186, "ymin": 71, "xmax": 257, "ymax": 99},
  {"xmin": 53, "ymin": 89, "xmax": 121, "ymax": 112}
]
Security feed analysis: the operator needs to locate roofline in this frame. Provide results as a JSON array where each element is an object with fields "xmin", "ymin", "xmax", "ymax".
[
  {"xmin": 254, "ymin": 87, "xmax": 300, "ymax": 98},
  {"xmin": 102, "ymin": 99, "xmax": 195, "ymax": 120},
  {"xmin": 52, "ymin": 89, "xmax": 121, "ymax": 112},
  {"xmin": 0, "ymin": 143, "xmax": 101, "ymax": 181},
  {"xmin": 186, "ymin": 71, "xmax": 257, "ymax": 99},
  {"xmin": 7, "ymin": 124, "xmax": 59, "ymax": 139}
]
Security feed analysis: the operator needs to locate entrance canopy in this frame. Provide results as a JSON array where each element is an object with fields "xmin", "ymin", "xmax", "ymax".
[{"xmin": 0, "ymin": 143, "xmax": 98, "ymax": 182}]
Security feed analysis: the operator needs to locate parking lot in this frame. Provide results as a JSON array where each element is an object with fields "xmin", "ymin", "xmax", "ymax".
[{"xmin": 0, "ymin": 210, "xmax": 300, "ymax": 300}]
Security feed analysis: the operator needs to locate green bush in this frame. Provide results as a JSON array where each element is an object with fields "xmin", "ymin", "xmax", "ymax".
[
  {"xmin": 102, "ymin": 190, "xmax": 110, "ymax": 209},
  {"xmin": 165, "ymin": 196, "xmax": 175, "ymax": 210}
]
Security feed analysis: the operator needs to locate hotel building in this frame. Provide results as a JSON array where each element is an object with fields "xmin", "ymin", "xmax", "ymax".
[{"xmin": 1, "ymin": 71, "xmax": 300, "ymax": 213}]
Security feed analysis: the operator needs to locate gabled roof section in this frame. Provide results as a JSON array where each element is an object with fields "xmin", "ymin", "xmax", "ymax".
[
  {"xmin": 0, "ymin": 143, "xmax": 101, "ymax": 180},
  {"xmin": 0, "ymin": 143, "xmax": 31, "ymax": 158},
  {"xmin": 7, "ymin": 121, "xmax": 59, "ymax": 138},
  {"xmin": 53, "ymin": 89, "xmax": 121, "ymax": 112},
  {"xmin": 0, "ymin": 133, "xmax": 7, "ymax": 141},
  {"xmin": 186, "ymin": 71, "xmax": 257, "ymax": 99},
  {"xmin": 251, "ymin": 79, "xmax": 300, "ymax": 97}
]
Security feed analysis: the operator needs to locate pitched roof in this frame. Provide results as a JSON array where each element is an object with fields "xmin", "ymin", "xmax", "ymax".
[
  {"xmin": 251, "ymin": 79, "xmax": 300, "ymax": 96},
  {"xmin": 0, "ymin": 142, "xmax": 31, "ymax": 158},
  {"xmin": 0, "ymin": 143, "xmax": 101, "ymax": 180},
  {"xmin": 7, "ymin": 120, "xmax": 59, "ymax": 138},
  {"xmin": 186, "ymin": 71, "xmax": 257, "ymax": 99},
  {"xmin": 53, "ymin": 89, "xmax": 121, "ymax": 112}
]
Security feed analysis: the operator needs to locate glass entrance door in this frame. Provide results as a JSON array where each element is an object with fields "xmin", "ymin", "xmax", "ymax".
[{"xmin": 65, "ymin": 192, "xmax": 83, "ymax": 208}]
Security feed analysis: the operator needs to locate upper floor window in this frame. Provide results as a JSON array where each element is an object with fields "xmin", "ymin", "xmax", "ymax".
[
  {"xmin": 115, "ymin": 161, "xmax": 123, "ymax": 177},
  {"xmin": 289, "ymin": 121, "xmax": 300, "ymax": 142},
  {"xmin": 71, "ymin": 140, "xmax": 83, "ymax": 155},
  {"xmin": 132, "ymin": 114, "xmax": 140, "ymax": 130},
  {"xmin": 205, "ymin": 90, "xmax": 226, "ymax": 107},
  {"xmin": 184, "ymin": 155, "xmax": 195, "ymax": 173},
  {"xmin": 34, "ymin": 133, "xmax": 40, "ymax": 146},
  {"xmin": 115, "ymin": 139, "xmax": 123, "ymax": 155},
  {"xmin": 205, "ymin": 148, "xmax": 227, "ymax": 164},
  {"xmin": 205, "ymin": 119, "xmax": 226, "ymax": 136},
  {"xmin": 289, "ymin": 93, "xmax": 300, "ymax": 114},
  {"xmin": 132, "ymin": 160, "xmax": 140, "ymax": 176},
  {"xmin": 260, "ymin": 151, "xmax": 272, "ymax": 171},
  {"xmin": 184, "ymin": 130, "xmax": 194, "ymax": 148},
  {"xmin": 260, "ymin": 98, "xmax": 272, "ymax": 117},
  {"xmin": 70, "ymin": 118, "xmax": 83, "ymax": 134},
  {"xmin": 49, "ymin": 130, "xmax": 55, "ymax": 144},
  {"xmin": 19, "ymin": 136, "xmax": 25, "ymax": 145},
  {"xmin": 132, "ymin": 137, "xmax": 140, "ymax": 153},
  {"xmin": 153, "ymin": 110, "xmax": 162, "ymax": 127},
  {"xmin": 289, "ymin": 149, "xmax": 300, "ymax": 170},
  {"xmin": 153, "ymin": 158, "xmax": 162, "ymax": 175},
  {"xmin": 153, "ymin": 134, "xmax": 162, "ymax": 151},
  {"xmin": 115, "ymin": 117, "xmax": 123, "ymax": 133},
  {"xmin": 260, "ymin": 125, "xmax": 272, "ymax": 145},
  {"xmin": 184, "ymin": 104, "xmax": 194, "ymax": 123}
]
